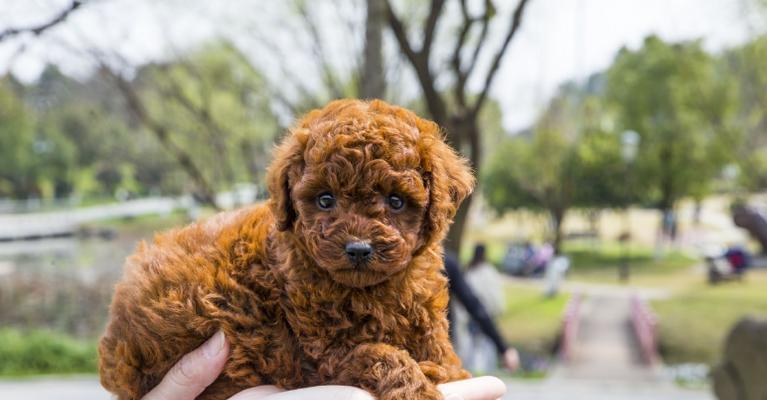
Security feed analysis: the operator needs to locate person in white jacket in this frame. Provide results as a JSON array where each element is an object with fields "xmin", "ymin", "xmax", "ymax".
[{"xmin": 463, "ymin": 243, "xmax": 507, "ymax": 373}]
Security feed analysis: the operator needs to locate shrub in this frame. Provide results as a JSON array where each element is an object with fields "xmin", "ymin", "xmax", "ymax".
[{"xmin": 0, "ymin": 328, "xmax": 97, "ymax": 375}]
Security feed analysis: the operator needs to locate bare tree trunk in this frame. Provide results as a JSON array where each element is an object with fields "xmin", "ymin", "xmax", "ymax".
[
  {"xmin": 443, "ymin": 117, "xmax": 480, "ymax": 254},
  {"xmin": 446, "ymin": 192, "xmax": 473, "ymax": 255},
  {"xmin": 386, "ymin": 0, "xmax": 531, "ymax": 254},
  {"xmin": 550, "ymin": 207, "xmax": 567, "ymax": 254},
  {"xmin": 360, "ymin": 0, "xmax": 386, "ymax": 99}
]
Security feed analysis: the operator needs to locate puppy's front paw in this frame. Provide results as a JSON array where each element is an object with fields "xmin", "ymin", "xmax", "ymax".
[
  {"xmin": 328, "ymin": 343, "xmax": 447, "ymax": 400},
  {"xmin": 415, "ymin": 385, "xmax": 445, "ymax": 400},
  {"xmin": 419, "ymin": 360, "xmax": 472, "ymax": 384},
  {"xmin": 377, "ymin": 383, "xmax": 443, "ymax": 400}
]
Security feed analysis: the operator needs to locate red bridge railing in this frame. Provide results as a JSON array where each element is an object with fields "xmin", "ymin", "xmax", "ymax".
[
  {"xmin": 630, "ymin": 294, "xmax": 660, "ymax": 365},
  {"xmin": 559, "ymin": 293, "xmax": 582, "ymax": 361}
]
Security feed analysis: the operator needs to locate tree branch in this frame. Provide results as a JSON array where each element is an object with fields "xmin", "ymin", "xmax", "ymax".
[
  {"xmin": 157, "ymin": 64, "xmax": 237, "ymax": 186},
  {"xmin": 385, "ymin": 0, "xmax": 448, "ymax": 125},
  {"xmin": 465, "ymin": 0, "xmax": 494, "ymax": 79},
  {"xmin": 450, "ymin": 0, "xmax": 474, "ymax": 110},
  {"xmin": 471, "ymin": 0, "xmax": 530, "ymax": 116},
  {"xmin": 101, "ymin": 66, "xmax": 219, "ymax": 208},
  {"xmin": 295, "ymin": 0, "xmax": 346, "ymax": 99},
  {"xmin": 385, "ymin": 1, "xmax": 420, "ymax": 70},
  {"xmin": 421, "ymin": 0, "xmax": 446, "ymax": 57},
  {"xmin": 332, "ymin": 0, "xmax": 365, "ymax": 88},
  {"xmin": 249, "ymin": 28, "xmax": 323, "ymax": 112},
  {"xmin": 0, "ymin": 1, "xmax": 83, "ymax": 42}
]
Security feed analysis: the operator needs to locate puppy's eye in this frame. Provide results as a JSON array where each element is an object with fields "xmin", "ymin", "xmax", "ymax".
[
  {"xmin": 316, "ymin": 193, "xmax": 336, "ymax": 210},
  {"xmin": 387, "ymin": 194, "xmax": 405, "ymax": 211}
]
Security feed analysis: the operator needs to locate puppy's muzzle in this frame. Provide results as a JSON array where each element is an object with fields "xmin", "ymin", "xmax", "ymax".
[{"xmin": 345, "ymin": 241, "xmax": 373, "ymax": 265}]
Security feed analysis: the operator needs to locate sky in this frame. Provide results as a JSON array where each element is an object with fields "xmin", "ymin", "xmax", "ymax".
[{"xmin": 0, "ymin": 0, "xmax": 763, "ymax": 131}]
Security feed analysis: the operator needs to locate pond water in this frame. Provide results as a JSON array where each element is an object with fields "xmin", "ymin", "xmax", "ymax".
[{"xmin": 0, "ymin": 227, "xmax": 159, "ymax": 339}]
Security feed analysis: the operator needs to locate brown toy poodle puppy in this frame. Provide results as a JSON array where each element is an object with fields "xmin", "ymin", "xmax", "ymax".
[{"xmin": 99, "ymin": 99, "xmax": 475, "ymax": 400}]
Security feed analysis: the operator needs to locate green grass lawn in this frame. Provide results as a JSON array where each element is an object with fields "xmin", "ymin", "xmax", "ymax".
[
  {"xmin": 651, "ymin": 270, "xmax": 767, "ymax": 365},
  {"xmin": 497, "ymin": 282, "xmax": 569, "ymax": 356},
  {"xmin": 562, "ymin": 240, "xmax": 699, "ymax": 286},
  {"xmin": 460, "ymin": 238, "xmax": 700, "ymax": 288},
  {"xmin": 85, "ymin": 209, "xmax": 192, "ymax": 235},
  {"xmin": 0, "ymin": 329, "xmax": 97, "ymax": 376}
]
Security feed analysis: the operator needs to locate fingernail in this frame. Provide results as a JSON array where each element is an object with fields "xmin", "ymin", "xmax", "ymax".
[{"xmin": 202, "ymin": 330, "xmax": 225, "ymax": 359}]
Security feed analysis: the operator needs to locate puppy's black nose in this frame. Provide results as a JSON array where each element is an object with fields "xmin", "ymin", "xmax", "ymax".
[{"xmin": 345, "ymin": 241, "xmax": 373, "ymax": 264}]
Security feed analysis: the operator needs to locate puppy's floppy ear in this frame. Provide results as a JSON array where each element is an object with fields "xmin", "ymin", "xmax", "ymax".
[
  {"xmin": 416, "ymin": 119, "xmax": 476, "ymax": 246},
  {"xmin": 266, "ymin": 129, "xmax": 308, "ymax": 231}
]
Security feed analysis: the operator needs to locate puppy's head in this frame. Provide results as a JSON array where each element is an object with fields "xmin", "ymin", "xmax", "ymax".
[{"xmin": 266, "ymin": 99, "xmax": 474, "ymax": 288}]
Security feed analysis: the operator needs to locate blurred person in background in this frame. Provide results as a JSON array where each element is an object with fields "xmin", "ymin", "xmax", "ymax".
[
  {"xmin": 444, "ymin": 251, "xmax": 519, "ymax": 374},
  {"xmin": 463, "ymin": 244, "xmax": 507, "ymax": 373}
]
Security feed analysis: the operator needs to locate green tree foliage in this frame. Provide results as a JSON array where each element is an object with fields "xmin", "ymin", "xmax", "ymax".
[
  {"xmin": 18, "ymin": 65, "xmax": 182, "ymax": 200},
  {"xmin": 0, "ymin": 328, "xmax": 96, "ymax": 375},
  {"xmin": 569, "ymin": 97, "xmax": 631, "ymax": 209},
  {"xmin": 483, "ymin": 86, "xmax": 631, "ymax": 252},
  {"xmin": 606, "ymin": 35, "xmax": 740, "ymax": 210},
  {"xmin": 724, "ymin": 35, "xmax": 767, "ymax": 192},
  {"xmin": 0, "ymin": 42, "xmax": 278, "ymax": 202},
  {"xmin": 135, "ymin": 41, "xmax": 279, "ymax": 193},
  {"xmin": 485, "ymin": 37, "xmax": 740, "ymax": 251},
  {"xmin": 0, "ymin": 78, "xmax": 37, "ymax": 198},
  {"xmin": 739, "ymin": 151, "xmax": 767, "ymax": 191}
]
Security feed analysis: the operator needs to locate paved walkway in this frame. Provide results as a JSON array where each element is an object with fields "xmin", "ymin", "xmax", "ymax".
[
  {"xmin": 503, "ymin": 290, "xmax": 712, "ymax": 400},
  {"xmin": 0, "ymin": 197, "xmax": 180, "ymax": 240},
  {"xmin": 503, "ymin": 378, "xmax": 712, "ymax": 400},
  {"xmin": 0, "ymin": 377, "xmax": 109, "ymax": 400},
  {"xmin": 555, "ymin": 292, "xmax": 658, "ymax": 381}
]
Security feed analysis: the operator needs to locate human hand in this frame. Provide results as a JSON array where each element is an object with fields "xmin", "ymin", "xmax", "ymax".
[
  {"xmin": 229, "ymin": 377, "xmax": 506, "ymax": 400},
  {"xmin": 143, "ymin": 331, "xmax": 506, "ymax": 400},
  {"xmin": 142, "ymin": 330, "xmax": 230, "ymax": 400},
  {"xmin": 502, "ymin": 348, "xmax": 520, "ymax": 373}
]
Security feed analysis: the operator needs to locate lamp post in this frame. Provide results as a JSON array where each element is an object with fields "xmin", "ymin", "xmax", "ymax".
[{"xmin": 619, "ymin": 130, "xmax": 640, "ymax": 282}]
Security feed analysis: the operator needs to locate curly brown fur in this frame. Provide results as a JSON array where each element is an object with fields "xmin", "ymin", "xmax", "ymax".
[{"xmin": 99, "ymin": 99, "xmax": 475, "ymax": 400}]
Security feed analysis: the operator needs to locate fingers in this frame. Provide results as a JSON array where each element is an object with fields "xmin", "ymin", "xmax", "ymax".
[
  {"xmin": 227, "ymin": 385, "xmax": 284, "ymax": 399},
  {"xmin": 264, "ymin": 386, "xmax": 373, "ymax": 400},
  {"xmin": 141, "ymin": 332, "xmax": 503, "ymax": 400},
  {"xmin": 143, "ymin": 330, "xmax": 229, "ymax": 400},
  {"xmin": 438, "ymin": 376, "xmax": 507, "ymax": 400},
  {"xmin": 503, "ymin": 348, "xmax": 521, "ymax": 373},
  {"xmin": 230, "ymin": 380, "xmax": 504, "ymax": 400},
  {"xmin": 230, "ymin": 385, "xmax": 373, "ymax": 400}
]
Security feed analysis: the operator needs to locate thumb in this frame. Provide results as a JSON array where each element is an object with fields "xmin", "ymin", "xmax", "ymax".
[
  {"xmin": 143, "ymin": 330, "xmax": 229, "ymax": 400},
  {"xmin": 438, "ymin": 376, "xmax": 506, "ymax": 400}
]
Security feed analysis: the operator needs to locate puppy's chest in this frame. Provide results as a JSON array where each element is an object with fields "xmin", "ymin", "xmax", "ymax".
[{"xmin": 287, "ymin": 296, "xmax": 429, "ymax": 360}]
